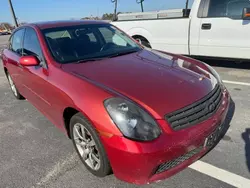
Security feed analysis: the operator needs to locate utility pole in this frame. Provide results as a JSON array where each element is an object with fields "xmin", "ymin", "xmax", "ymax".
[
  {"xmin": 8, "ymin": 0, "xmax": 18, "ymax": 27},
  {"xmin": 136, "ymin": 0, "xmax": 144, "ymax": 12},
  {"xmin": 111, "ymin": 0, "xmax": 118, "ymax": 21}
]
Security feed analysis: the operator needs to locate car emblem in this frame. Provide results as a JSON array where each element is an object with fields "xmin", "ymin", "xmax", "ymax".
[{"xmin": 208, "ymin": 103, "xmax": 216, "ymax": 112}]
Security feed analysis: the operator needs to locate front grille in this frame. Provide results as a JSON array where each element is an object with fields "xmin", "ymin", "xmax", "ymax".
[
  {"xmin": 165, "ymin": 84, "xmax": 223, "ymax": 131},
  {"xmin": 155, "ymin": 147, "xmax": 203, "ymax": 174}
]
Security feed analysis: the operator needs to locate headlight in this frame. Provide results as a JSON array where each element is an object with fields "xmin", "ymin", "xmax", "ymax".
[
  {"xmin": 204, "ymin": 63, "xmax": 222, "ymax": 83},
  {"xmin": 104, "ymin": 98, "xmax": 161, "ymax": 141}
]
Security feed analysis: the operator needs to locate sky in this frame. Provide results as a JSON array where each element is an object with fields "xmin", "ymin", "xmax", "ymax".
[{"xmin": 0, "ymin": 0, "xmax": 194, "ymax": 24}]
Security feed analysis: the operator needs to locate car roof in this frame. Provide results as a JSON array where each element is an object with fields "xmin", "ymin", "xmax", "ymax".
[{"xmin": 27, "ymin": 20, "xmax": 109, "ymax": 30}]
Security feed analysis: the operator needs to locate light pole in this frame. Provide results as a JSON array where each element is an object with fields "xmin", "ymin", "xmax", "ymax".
[
  {"xmin": 111, "ymin": 0, "xmax": 118, "ymax": 20},
  {"xmin": 136, "ymin": 0, "xmax": 144, "ymax": 12},
  {"xmin": 8, "ymin": 0, "xmax": 18, "ymax": 27}
]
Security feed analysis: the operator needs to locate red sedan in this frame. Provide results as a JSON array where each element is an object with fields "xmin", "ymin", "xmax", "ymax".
[{"xmin": 1, "ymin": 20, "xmax": 231, "ymax": 185}]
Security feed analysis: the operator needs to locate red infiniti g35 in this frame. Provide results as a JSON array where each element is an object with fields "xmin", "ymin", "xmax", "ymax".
[{"xmin": 1, "ymin": 20, "xmax": 231, "ymax": 185}]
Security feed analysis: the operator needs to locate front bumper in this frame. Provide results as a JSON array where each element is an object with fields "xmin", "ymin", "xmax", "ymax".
[{"xmin": 101, "ymin": 89, "xmax": 231, "ymax": 185}]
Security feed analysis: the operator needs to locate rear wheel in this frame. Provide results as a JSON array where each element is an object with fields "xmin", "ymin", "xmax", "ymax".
[
  {"xmin": 7, "ymin": 72, "xmax": 24, "ymax": 100},
  {"xmin": 70, "ymin": 113, "xmax": 112, "ymax": 177},
  {"xmin": 141, "ymin": 40, "xmax": 151, "ymax": 48}
]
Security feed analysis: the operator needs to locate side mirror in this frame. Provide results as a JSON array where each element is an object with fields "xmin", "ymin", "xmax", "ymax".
[
  {"xmin": 20, "ymin": 56, "xmax": 40, "ymax": 66},
  {"xmin": 242, "ymin": 8, "xmax": 250, "ymax": 20}
]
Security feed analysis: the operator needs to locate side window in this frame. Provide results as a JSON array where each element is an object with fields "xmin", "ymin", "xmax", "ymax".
[
  {"xmin": 23, "ymin": 28, "xmax": 43, "ymax": 60},
  {"xmin": 207, "ymin": 0, "xmax": 250, "ymax": 19},
  {"xmin": 11, "ymin": 29, "xmax": 25, "ymax": 55},
  {"xmin": 227, "ymin": 0, "xmax": 250, "ymax": 18}
]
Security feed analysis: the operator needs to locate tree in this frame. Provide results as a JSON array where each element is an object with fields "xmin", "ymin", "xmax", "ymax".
[
  {"xmin": 81, "ymin": 16, "xmax": 100, "ymax": 20},
  {"xmin": 102, "ymin": 13, "xmax": 114, "ymax": 20},
  {"xmin": 136, "ymin": 0, "xmax": 145, "ymax": 12}
]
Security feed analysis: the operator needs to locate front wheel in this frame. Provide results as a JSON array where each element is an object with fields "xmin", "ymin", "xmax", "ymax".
[
  {"xmin": 70, "ymin": 113, "xmax": 112, "ymax": 177},
  {"xmin": 7, "ymin": 72, "xmax": 25, "ymax": 100}
]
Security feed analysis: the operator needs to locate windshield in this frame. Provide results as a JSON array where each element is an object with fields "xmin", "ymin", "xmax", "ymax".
[{"xmin": 42, "ymin": 24, "xmax": 141, "ymax": 64}]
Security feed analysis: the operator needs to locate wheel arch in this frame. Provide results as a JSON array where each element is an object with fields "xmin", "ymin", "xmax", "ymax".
[
  {"xmin": 63, "ymin": 107, "xmax": 80, "ymax": 139},
  {"xmin": 126, "ymin": 27, "xmax": 153, "ymax": 47},
  {"xmin": 4, "ymin": 67, "xmax": 8, "ymax": 76},
  {"xmin": 63, "ymin": 106, "xmax": 98, "ymax": 139},
  {"xmin": 132, "ymin": 35, "xmax": 152, "ymax": 48},
  {"xmin": 132, "ymin": 35, "xmax": 149, "ymax": 43}
]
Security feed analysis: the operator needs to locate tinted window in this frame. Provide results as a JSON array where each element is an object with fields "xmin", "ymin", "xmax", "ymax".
[
  {"xmin": 11, "ymin": 29, "xmax": 24, "ymax": 55},
  {"xmin": 23, "ymin": 28, "xmax": 43, "ymax": 60},
  {"xmin": 208, "ymin": 0, "xmax": 250, "ymax": 18},
  {"xmin": 42, "ymin": 24, "xmax": 141, "ymax": 64}
]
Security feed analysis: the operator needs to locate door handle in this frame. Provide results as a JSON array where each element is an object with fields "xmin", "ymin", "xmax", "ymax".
[{"xmin": 201, "ymin": 23, "xmax": 212, "ymax": 30}]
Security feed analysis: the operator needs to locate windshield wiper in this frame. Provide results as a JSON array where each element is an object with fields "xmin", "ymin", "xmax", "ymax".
[
  {"xmin": 75, "ymin": 57, "xmax": 105, "ymax": 64},
  {"xmin": 107, "ymin": 49, "xmax": 139, "ymax": 58},
  {"xmin": 74, "ymin": 49, "xmax": 139, "ymax": 64}
]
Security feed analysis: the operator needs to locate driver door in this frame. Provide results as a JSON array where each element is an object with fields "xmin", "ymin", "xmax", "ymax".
[{"xmin": 20, "ymin": 27, "xmax": 51, "ymax": 114}]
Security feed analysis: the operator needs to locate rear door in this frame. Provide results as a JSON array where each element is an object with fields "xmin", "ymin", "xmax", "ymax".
[{"xmin": 198, "ymin": 0, "xmax": 250, "ymax": 59}]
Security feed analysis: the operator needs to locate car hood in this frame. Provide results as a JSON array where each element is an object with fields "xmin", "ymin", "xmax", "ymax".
[{"xmin": 62, "ymin": 49, "xmax": 218, "ymax": 119}]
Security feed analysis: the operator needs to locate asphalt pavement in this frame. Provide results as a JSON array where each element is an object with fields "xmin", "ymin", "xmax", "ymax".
[{"xmin": 0, "ymin": 35, "xmax": 250, "ymax": 188}]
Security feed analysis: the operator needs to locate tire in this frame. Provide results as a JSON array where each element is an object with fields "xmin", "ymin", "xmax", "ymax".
[
  {"xmin": 141, "ymin": 40, "xmax": 151, "ymax": 48},
  {"xmin": 70, "ymin": 113, "xmax": 112, "ymax": 177},
  {"xmin": 134, "ymin": 37, "xmax": 152, "ymax": 48},
  {"xmin": 6, "ymin": 72, "xmax": 25, "ymax": 100}
]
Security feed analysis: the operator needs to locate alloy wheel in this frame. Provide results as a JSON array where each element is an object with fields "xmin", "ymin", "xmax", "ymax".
[
  {"xmin": 8, "ymin": 74, "xmax": 18, "ymax": 97},
  {"xmin": 73, "ymin": 123, "xmax": 101, "ymax": 171}
]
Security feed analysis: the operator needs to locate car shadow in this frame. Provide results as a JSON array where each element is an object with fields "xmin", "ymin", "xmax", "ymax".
[{"xmin": 242, "ymin": 129, "xmax": 250, "ymax": 172}]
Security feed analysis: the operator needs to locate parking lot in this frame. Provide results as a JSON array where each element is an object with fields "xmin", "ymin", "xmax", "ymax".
[{"xmin": 0, "ymin": 34, "xmax": 250, "ymax": 188}]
